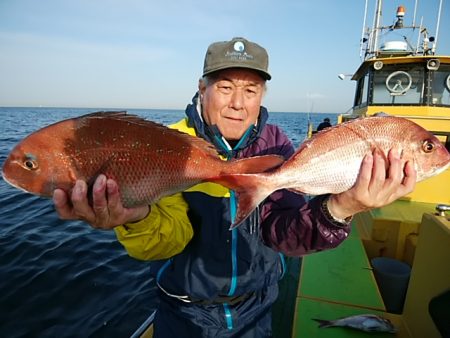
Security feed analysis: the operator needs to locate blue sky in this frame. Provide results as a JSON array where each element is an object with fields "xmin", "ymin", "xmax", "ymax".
[{"xmin": 0, "ymin": 0, "xmax": 449, "ymax": 113}]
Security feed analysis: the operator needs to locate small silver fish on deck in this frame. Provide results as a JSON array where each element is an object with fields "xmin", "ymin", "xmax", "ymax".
[{"xmin": 312, "ymin": 314, "xmax": 397, "ymax": 333}]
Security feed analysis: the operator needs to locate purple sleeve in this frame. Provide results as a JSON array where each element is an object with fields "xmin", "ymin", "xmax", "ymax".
[{"xmin": 260, "ymin": 191, "xmax": 351, "ymax": 257}]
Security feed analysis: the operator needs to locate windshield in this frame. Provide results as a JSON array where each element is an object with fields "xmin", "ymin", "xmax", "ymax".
[
  {"xmin": 372, "ymin": 65, "xmax": 424, "ymax": 105},
  {"xmin": 431, "ymin": 65, "xmax": 450, "ymax": 106},
  {"xmin": 354, "ymin": 62, "xmax": 450, "ymax": 107}
]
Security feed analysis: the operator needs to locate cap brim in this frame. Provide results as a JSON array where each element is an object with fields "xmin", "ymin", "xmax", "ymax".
[{"xmin": 203, "ymin": 65, "xmax": 271, "ymax": 80}]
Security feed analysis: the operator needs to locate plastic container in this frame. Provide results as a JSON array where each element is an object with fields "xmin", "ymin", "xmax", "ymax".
[{"xmin": 371, "ymin": 257, "xmax": 411, "ymax": 314}]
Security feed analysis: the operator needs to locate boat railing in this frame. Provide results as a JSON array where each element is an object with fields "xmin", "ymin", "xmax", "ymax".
[{"xmin": 130, "ymin": 310, "xmax": 156, "ymax": 338}]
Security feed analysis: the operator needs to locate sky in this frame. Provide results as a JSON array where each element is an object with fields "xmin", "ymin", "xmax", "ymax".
[{"xmin": 0, "ymin": 0, "xmax": 449, "ymax": 113}]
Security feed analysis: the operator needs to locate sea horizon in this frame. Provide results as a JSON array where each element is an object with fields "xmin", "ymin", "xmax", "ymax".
[{"xmin": 0, "ymin": 105, "xmax": 339, "ymax": 115}]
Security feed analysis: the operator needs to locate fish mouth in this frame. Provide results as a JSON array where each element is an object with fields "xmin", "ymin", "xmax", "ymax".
[
  {"xmin": 420, "ymin": 160, "xmax": 450, "ymax": 181},
  {"xmin": 437, "ymin": 159, "xmax": 450, "ymax": 173},
  {"xmin": 1, "ymin": 171, "xmax": 29, "ymax": 194},
  {"xmin": 1, "ymin": 170, "xmax": 51, "ymax": 197}
]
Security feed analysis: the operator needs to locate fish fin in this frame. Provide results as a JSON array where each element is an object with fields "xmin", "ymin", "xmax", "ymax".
[
  {"xmin": 287, "ymin": 187, "xmax": 306, "ymax": 194},
  {"xmin": 78, "ymin": 111, "xmax": 221, "ymax": 157},
  {"xmin": 85, "ymin": 172, "xmax": 105, "ymax": 207},
  {"xmin": 82, "ymin": 111, "xmax": 128, "ymax": 119},
  {"xmin": 82, "ymin": 154, "xmax": 119, "ymax": 206},
  {"xmin": 227, "ymin": 155, "xmax": 284, "ymax": 175},
  {"xmin": 83, "ymin": 111, "xmax": 170, "ymax": 129},
  {"xmin": 208, "ymin": 173, "xmax": 273, "ymax": 229},
  {"xmin": 312, "ymin": 318, "xmax": 333, "ymax": 328}
]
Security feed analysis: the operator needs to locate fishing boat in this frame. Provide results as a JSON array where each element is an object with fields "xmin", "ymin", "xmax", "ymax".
[
  {"xmin": 300, "ymin": 1, "xmax": 450, "ymax": 337},
  {"xmin": 132, "ymin": 1, "xmax": 449, "ymax": 337}
]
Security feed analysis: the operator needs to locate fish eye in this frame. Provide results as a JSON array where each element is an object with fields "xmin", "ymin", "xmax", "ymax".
[
  {"xmin": 23, "ymin": 159, "xmax": 38, "ymax": 170},
  {"xmin": 422, "ymin": 140, "xmax": 435, "ymax": 153}
]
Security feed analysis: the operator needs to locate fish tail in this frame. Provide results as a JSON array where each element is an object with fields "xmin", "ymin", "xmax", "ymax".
[
  {"xmin": 312, "ymin": 318, "xmax": 334, "ymax": 328},
  {"xmin": 208, "ymin": 173, "xmax": 274, "ymax": 229},
  {"xmin": 225, "ymin": 155, "xmax": 284, "ymax": 175}
]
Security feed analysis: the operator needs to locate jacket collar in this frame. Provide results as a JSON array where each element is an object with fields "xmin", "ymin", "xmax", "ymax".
[{"xmin": 185, "ymin": 92, "xmax": 268, "ymax": 157}]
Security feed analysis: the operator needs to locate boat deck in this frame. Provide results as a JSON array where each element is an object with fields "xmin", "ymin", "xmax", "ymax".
[{"xmin": 290, "ymin": 221, "xmax": 411, "ymax": 338}]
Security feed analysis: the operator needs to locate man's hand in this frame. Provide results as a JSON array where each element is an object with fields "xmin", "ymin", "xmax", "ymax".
[
  {"xmin": 328, "ymin": 147, "xmax": 417, "ymax": 220},
  {"xmin": 53, "ymin": 174, "xmax": 150, "ymax": 229}
]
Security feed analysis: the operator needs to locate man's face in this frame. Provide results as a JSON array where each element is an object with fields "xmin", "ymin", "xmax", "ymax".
[{"xmin": 199, "ymin": 68, "xmax": 265, "ymax": 140}]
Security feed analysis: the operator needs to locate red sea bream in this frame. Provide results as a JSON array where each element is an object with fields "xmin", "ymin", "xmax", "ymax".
[
  {"xmin": 211, "ymin": 115, "xmax": 450, "ymax": 227},
  {"xmin": 1, "ymin": 111, "xmax": 283, "ymax": 207}
]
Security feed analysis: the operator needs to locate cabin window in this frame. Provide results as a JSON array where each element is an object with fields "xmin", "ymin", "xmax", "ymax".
[
  {"xmin": 430, "ymin": 65, "xmax": 450, "ymax": 106},
  {"xmin": 354, "ymin": 73, "xmax": 370, "ymax": 107},
  {"xmin": 371, "ymin": 65, "xmax": 424, "ymax": 105}
]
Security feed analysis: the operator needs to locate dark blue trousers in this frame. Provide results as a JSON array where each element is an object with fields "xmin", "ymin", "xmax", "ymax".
[{"xmin": 153, "ymin": 285, "xmax": 277, "ymax": 338}]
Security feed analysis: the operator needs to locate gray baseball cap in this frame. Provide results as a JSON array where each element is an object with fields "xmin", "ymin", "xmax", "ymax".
[{"xmin": 202, "ymin": 37, "xmax": 271, "ymax": 80}]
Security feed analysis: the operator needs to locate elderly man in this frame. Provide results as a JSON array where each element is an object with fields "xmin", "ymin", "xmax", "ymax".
[{"xmin": 53, "ymin": 37, "xmax": 416, "ymax": 337}]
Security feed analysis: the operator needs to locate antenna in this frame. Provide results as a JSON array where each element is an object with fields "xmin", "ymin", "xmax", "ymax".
[
  {"xmin": 412, "ymin": 0, "xmax": 418, "ymax": 28},
  {"xmin": 433, "ymin": 0, "xmax": 443, "ymax": 53},
  {"xmin": 416, "ymin": 17, "xmax": 423, "ymax": 54},
  {"xmin": 360, "ymin": 0, "xmax": 369, "ymax": 60}
]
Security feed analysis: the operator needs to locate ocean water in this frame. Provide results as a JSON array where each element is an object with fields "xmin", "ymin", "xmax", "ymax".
[{"xmin": 0, "ymin": 107, "xmax": 337, "ymax": 337}]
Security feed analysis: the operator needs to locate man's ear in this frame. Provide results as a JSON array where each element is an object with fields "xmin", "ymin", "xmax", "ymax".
[{"xmin": 198, "ymin": 79, "xmax": 206, "ymax": 97}]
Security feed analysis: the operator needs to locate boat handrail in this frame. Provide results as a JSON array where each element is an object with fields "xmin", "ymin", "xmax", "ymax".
[
  {"xmin": 130, "ymin": 310, "xmax": 156, "ymax": 338},
  {"xmin": 342, "ymin": 113, "xmax": 450, "ymax": 121},
  {"xmin": 391, "ymin": 115, "xmax": 450, "ymax": 121}
]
